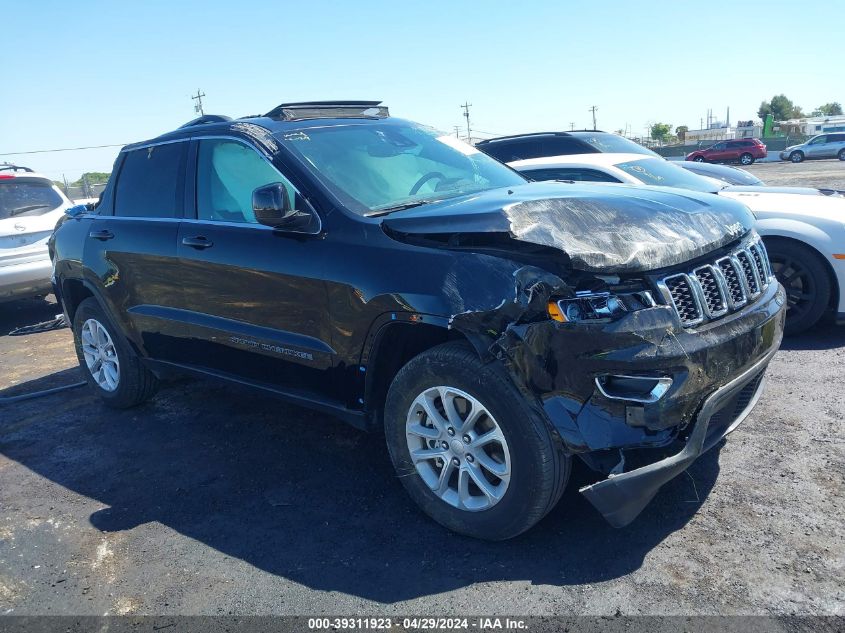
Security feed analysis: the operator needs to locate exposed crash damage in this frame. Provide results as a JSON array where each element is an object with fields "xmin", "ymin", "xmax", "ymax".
[
  {"xmin": 383, "ymin": 185, "xmax": 784, "ymax": 527},
  {"xmin": 54, "ymin": 107, "xmax": 786, "ymax": 539}
]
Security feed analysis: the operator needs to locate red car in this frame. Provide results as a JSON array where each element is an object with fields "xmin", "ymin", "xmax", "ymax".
[{"xmin": 686, "ymin": 138, "xmax": 767, "ymax": 165}]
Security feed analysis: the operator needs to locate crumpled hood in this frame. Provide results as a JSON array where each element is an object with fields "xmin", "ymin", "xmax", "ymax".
[{"xmin": 382, "ymin": 182, "xmax": 754, "ymax": 273}]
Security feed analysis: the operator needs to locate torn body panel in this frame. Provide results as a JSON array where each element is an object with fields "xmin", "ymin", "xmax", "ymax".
[
  {"xmin": 382, "ymin": 181, "xmax": 755, "ymax": 273},
  {"xmin": 443, "ymin": 241, "xmax": 786, "ymax": 527}
]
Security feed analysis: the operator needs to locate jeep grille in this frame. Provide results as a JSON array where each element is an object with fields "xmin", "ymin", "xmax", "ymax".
[{"xmin": 659, "ymin": 237, "xmax": 773, "ymax": 328}]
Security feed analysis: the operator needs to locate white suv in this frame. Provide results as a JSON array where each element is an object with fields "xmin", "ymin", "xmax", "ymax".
[{"xmin": 0, "ymin": 165, "xmax": 73, "ymax": 301}]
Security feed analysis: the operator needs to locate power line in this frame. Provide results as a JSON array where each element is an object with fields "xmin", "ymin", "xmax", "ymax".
[
  {"xmin": 0, "ymin": 143, "xmax": 128, "ymax": 157},
  {"xmin": 461, "ymin": 102, "xmax": 472, "ymax": 142},
  {"xmin": 588, "ymin": 105, "xmax": 598, "ymax": 131},
  {"xmin": 192, "ymin": 89, "xmax": 206, "ymax": 115}
]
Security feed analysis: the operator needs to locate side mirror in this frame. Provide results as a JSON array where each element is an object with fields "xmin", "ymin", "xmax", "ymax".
[
  {"xmin": 252, "ymin": 183, "xmax": 320, "ymax": 233},
  {"xmin": 65, "ymin": 204, "xmax": 89, "ymax": 217}
]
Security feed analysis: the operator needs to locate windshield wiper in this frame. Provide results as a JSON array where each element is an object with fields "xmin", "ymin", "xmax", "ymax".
[
  {"xmin": 10, "ymin": 204, "xmax": 52, "ymax": 216},
  {"xmin": 365, "ymin": 199, "xmax": 435, "ymax": 218}
]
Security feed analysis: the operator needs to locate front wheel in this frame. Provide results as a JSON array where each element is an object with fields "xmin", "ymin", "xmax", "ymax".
[
  {"xmin": 384, "ymin": 342, "xmax": 569, "ymax": 540},
  {"xmin": 838, "ymin": 149, "xmax": 845, "ymax": 161},
  {"xmin": 693, "ymin": 156, "xmax": 705, "ymax": 162},
  {"xmin": 790, "ymin": 151, "xmax": 804, "ymax": 163},
  {"xmin": 72, "ymin": 297, "xmax": 158, "ymax": 408},
  {"xmin": 739, "ymin": 152, "xmax": 754, "ymax": 165},
  {"xmin": 765, "ymin": 240, "xmax": 831, "ymax": 335}
]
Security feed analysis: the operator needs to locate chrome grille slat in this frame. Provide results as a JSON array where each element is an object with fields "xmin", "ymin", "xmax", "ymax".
[
  {"xmin": 692, "ymin": 265, "xmax": 728, "ymax": 318},
  {"xmin": 660, "ymin": 236, "xmax": 772, "ymax": 328},
  {"xmin": 663, "ymin": 274, "xmax": 703, "ymax": 327},
  {"xmin": 736, "ymin": 249, "xmax": 761, "ymax": 297}
]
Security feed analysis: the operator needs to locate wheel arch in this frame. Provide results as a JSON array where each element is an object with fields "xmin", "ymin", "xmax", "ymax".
[
  {"xmin": 361, "ymin": 318, "xmax": 480, "ymax": 428},
  {"xmin": 761, "ymin": 233, "xmax": 840, "ymax": 311},
  {"xmin": 60, "ymin": 277, "xmax": 95, "ymax": 322}
]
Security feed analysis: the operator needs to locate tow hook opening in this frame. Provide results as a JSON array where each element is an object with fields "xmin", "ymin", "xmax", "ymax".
[{"xmin": 595, "ymin": 375, "xmax": 673, "ymax": 403}]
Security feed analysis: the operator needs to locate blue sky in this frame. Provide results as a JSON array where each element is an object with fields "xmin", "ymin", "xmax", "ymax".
[{"xmin": 2, "ymin": 0, "xmax": 840, "ymax": 180}]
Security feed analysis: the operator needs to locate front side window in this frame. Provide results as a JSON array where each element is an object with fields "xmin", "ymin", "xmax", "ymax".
[
  {"xmin": 615, "ymin": 158, "xmax": 719, "ymax": 193},
  {"xmin": 279, "ymin": 121, "xmax": 525, "ymax": 215},
  {"xmin": 196, "ymin": 139, "xmax": 302, "ymax": 224},
  {"xmin": 810, "ymin": 135, "xmax": 827, "ymax": 145},
  {"xmin": 0, "ymin": 179, "xmax": 63, "ymax": 219},
  {"xmin": 711, "ymin": 143, "xmax": 726, "ymax": 151},
  {"xmin": 115, "ymin": 142, "xmax": 185, "ymax": 218}
]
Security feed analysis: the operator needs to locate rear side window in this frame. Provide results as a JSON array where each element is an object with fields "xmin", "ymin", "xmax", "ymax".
[
  {"xmin": 114, "ymin": 142, "xmax": 186, "ymax": 218},
  {"xmin": 481, "ymin": 137, "xmax": 598, "ymax": 162},
  {"xmin": 0, "ymin": 179, "xmax": 63, "ymax": 219},
  {"xmin": 523, "ymin": 167, "xmax": 621, "ymax": 183}
]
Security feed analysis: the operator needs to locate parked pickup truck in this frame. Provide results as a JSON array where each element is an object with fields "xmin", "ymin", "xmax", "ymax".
[{"xmin": 50, "ymin": 102, "xmax": 786, "ymax": 539}]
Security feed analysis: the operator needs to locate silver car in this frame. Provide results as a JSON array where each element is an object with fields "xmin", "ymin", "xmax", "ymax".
[
  {"xmin": 0, "ymin": 165, "xmax": 73, "ymax": 302},
  {"xmin": 780, "ymin": 132, "xmax": 845, "ymax": 163}
]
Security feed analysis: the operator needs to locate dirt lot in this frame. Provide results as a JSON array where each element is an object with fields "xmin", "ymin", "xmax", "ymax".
[
  {"xmin": 745, "ymin": 158, "xmax": 845, "ymax": 189},
  {"xmin": 1, "ymin": 161, "xmax": 843, "ymax": 617}
]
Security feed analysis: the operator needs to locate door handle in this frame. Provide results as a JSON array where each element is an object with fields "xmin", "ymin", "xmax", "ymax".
[
  {"xmin": 182, "ymin": 236, "xmax": 214, "ymax": 249},
  {"xmin": 88, "ymin": 230, "xmax": 114, "ymax": 241}
]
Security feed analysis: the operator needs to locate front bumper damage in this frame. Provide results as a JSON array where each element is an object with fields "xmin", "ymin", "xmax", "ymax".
[
  {"xmin": 580, "ymin": 345, "xmax": 775, "ymax": 527},
  {"xmin": 449, "ymin": 260, "xmax": 786, "ymax": 528}
]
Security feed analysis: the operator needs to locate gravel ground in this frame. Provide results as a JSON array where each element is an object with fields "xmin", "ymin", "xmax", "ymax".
[
  {"xmin": 1, "ymin": 163, "xmax": 843, "ymax": 617},
  {"xmin": 745, "ymin": 158, "xmax": 845, "ymax": 189}
]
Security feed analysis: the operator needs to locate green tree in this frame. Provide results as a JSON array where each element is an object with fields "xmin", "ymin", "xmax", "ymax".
[
  {"xmin": 758, "ymin": 94, "xmax": 804, "ymax": 121},
  {"xmin": 811, "ymin": 102, "xmax": 843, "ymax": 116},
  {"xmin": 675, "ymin": 125, "xmax": 689, "ymax": 142},
  {"xmin": 650, "ymin": 122, "xmax": 672, "ymax": 142}
]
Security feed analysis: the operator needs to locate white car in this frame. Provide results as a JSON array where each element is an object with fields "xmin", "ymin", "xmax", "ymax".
[
  {"xmin": 0, "ymin": 165, "xmax": 74, "ymax": 302},
  {"xmin": 510, "ymin": 153, "xmax": 845, "ymax": 334}
]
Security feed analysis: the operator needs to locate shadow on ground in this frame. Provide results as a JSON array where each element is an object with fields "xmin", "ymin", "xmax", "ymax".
[
  {"xmin": 779, "ymin": 320, "xmax": 845, "ymax": 351},
  {"xmin": 0, "ymin": 295, "xmax": 61, "ymax": 335},
  {"xmin": 1, "ymin": 368, "xmax": 725, "ymax": 604}
]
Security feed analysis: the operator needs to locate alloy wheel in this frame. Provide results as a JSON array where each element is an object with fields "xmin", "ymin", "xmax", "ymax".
[
  {"xmin": 405, "ymin": 386, "xmax": 511, "ymax": 511},
  {"xmin": 770, "ymin": 257, "xmax": 816, "ymax": 324},
  {"xmin": 81, "ymin": 318, "xmax": 120, "ymax": 391}
]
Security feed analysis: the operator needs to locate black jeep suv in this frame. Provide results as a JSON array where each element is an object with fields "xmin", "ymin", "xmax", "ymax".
[{"xmin": 50, "ymin": 101, "xmax": 786, "ymax": 539}]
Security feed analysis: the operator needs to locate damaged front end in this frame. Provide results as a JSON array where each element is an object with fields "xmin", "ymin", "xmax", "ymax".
[{"xmin": 383, "ymin": 184, "xmax": 786, "ymax": 527}]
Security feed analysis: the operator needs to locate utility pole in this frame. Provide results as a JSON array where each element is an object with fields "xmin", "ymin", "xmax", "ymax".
[
  {"xmin": 569, "ymin": 122, "xmax": 575, "ymax": 131},
  {"xmin": 453, "ymin": 126, "xmax": 461, "ymax": 139},
  {"xmin": 461, "ymin": 102, "xmax": 472, "ymax": 143},
  {"xmin": 192, "ymin": 89, "xmax": 206, "ymax": 116},
  {"xmin": 588, "ymin": 105, "xmax": 598, "ymax": 130}
]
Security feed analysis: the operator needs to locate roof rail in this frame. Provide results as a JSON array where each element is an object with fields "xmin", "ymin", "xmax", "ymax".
[
  {"xmin": 0, "ymin": 164, "xmax": 34, "ymax": 173},
  {"xmin": 476, "ymin": 130, "xmax": 608, "ymax": 144},
  {"xmin": 264, "ymin": 101, "xmax": 388, "ymax": 121},
  {"xmin": 177, "ymin": 114, "xmax": 232, "ymax": 129}
]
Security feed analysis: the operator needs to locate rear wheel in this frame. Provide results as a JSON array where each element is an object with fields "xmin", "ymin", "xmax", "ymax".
[
  {"xmin": 739, "ymin": 152, "xmax": 754, "ymax": 165},
  {"xmin": 384, "ymin": 342, "xmax": 569, "ymax": 540},
  {"xmin": 790, "ymin": 151, "xmax": 804, "ymax": 163},
  {"xmin": 765, "ymin": 240, "xmax": 831, "ymax": 335},
  {"xmin": 72, "ymin": 297, "xmax": 158, "ymax": 407}
]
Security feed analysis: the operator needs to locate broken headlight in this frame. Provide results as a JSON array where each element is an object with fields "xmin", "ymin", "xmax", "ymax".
[{"xmin": 548, "ymin": 290, "xmax": 655, "ymax": 323}]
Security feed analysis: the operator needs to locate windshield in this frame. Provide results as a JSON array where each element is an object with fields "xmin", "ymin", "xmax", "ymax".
[
  {"xmin": 278, "ymin": 121, "xmax": 526, "ymax": 215},
  {"xmin": 571, "ymin": 133, "xmax": 659, "ymax": 157},
  {"xmin": 615, "ymin": 158, "xmax": 719, "ymax": 193},
  {"xmin": 0, "ymin": 180, "xmax": 64, "ymax": 220}
]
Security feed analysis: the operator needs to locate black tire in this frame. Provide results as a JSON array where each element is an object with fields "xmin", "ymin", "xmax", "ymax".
[
  {"xmin": 72, "ymin": 297, "xmax": 158, "ymax": 408},
  {"xmin": 739, "ymin": 152, "xmax": 754, "ymax": 165},
  {"xmin": 790, "ymin": 151, "xmax": 804, "ymax": 163},
  {"xmin": 693, "ymin": 156, "xmax": 705, "ymax": 162},
  {"xmin": 838, "ymin": 149, "xmax": 845, "ymax": 161},
  {"xmin": 384, "ymin": 342, "xmax": 569, "ymax": 540},
  {"xmin": 765, "ymin": 240, "xmax": 832, "ymax": 335}
]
